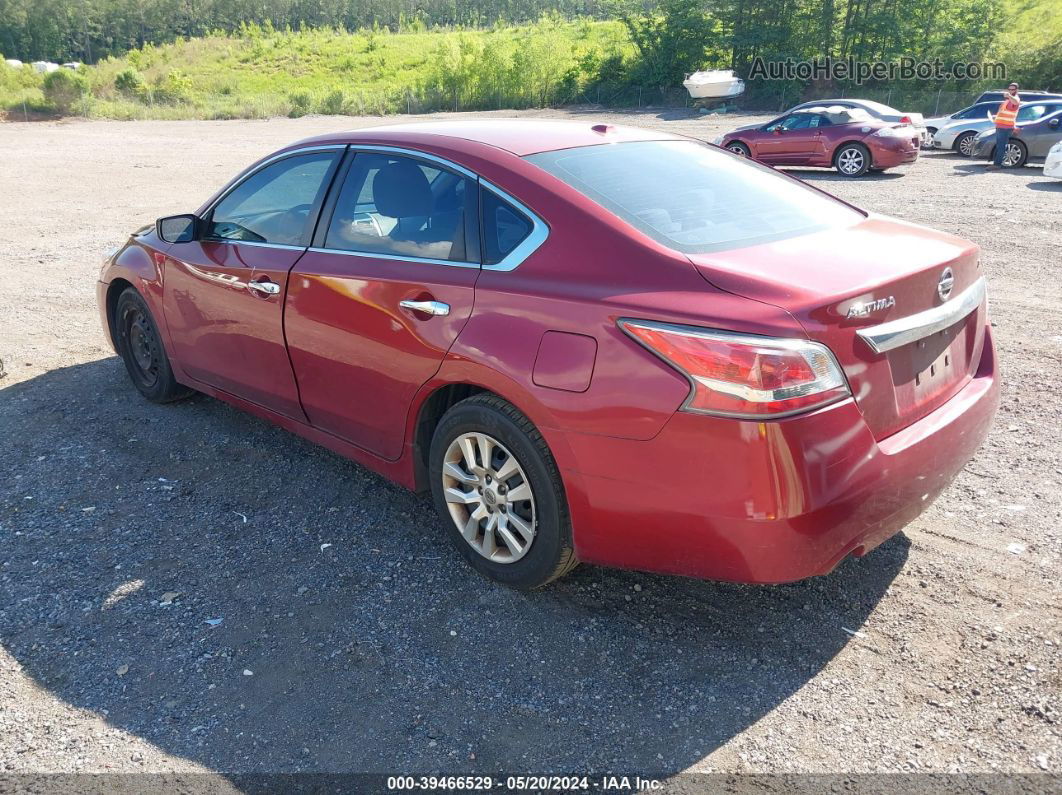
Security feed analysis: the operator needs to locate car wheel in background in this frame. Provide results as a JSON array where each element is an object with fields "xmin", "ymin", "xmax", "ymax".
[
  {"xmin": 955, "ymin": 131, "xmax": 978, "ymax": 156},
  {"xmin": 726, "ymin": 141, "xmax": 751, "ymax": 157},
  {"xmin": 429, "ymin": 394, "xmax": 578, "ymax": 589},
  {"xmin": 1003, "ymin": 140, "xmax": 1027, "ymax": 168},
  {"xmin": 114, "ymin": 287, "xmax": 192, "ymax": 403},
  {"xmin": 921, "ymin": 129, "xmax": 937, "ymax": 149},
  {"xmin": 834, "ymin": 143, "xmax": 871, "ymax": 177}
]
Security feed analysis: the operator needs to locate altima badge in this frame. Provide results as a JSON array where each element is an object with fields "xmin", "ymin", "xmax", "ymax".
[
  {"xmin": 938, "ymin": 267, "xmax": 955, "ymax": 301},
  {"xmin": 846, "ymin": 296, "xmax": 896, "ymax": 319}
]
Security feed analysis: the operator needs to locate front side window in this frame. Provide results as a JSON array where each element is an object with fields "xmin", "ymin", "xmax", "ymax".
[
  {"xmin": 324, "ymin": 152, "xmax": 475, "ymax": 262},
  {"xmin": 1018, "ymin": 104, "xmax": 1050, "ymax": 122},
  {"xmin": 207, "ymin": 152, "xmax": 337, "ymax": 245},
  {"xmin": 767, "ymin": 114, "xmax": 813, "ymax": 132},
  {"xmin": 526, "ymin": 140, "xmax": 863, "ymax": 254}
]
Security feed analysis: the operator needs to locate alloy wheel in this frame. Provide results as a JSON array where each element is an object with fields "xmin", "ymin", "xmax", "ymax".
[
  {"xmin": 441, "ymin": 432, "xmax": 537, "ymax": 564},
  {"xmin": 727, "ymin": 144, "xmax": 748, "ymax": 157},
  {"xmin": 958, "ymin": 134, "xmax": 976, "ymax": 156},
  {"xmin": 1003, "ymin": 142, "xmax": 1022, "ymax": 167},
  {"xmin": 837, "ymin": 148, "xmax": 864, "ymax": 174}
]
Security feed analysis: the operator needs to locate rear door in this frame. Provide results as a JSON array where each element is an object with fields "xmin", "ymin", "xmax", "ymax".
[
  {"xmin": 284, "ymin": 149, "xmax": 482, "ymax": 460},
  {"xmin": 163, "ymin": 148, "xmax": 342, "ymax": 419}
]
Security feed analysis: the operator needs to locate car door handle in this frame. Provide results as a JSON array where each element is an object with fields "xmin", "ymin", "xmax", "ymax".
[
  {"xmin": 399, "ymin": 299, "xmax": 450, "ymax": 316},
  {"xmin": 247, "ymin": 279, "xmax": 280, "ymax": 296}
]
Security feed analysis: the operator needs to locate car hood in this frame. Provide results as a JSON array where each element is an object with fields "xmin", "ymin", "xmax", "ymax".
[
  {"xmin": 939, "ymin": 118, "xmax": 992, "ymax": 134},
  {"xmin": 725, "ymin": 122, "xmax": 764, "ymax": 135}
]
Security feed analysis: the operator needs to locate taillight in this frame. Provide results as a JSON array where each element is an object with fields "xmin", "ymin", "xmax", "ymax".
[
  {"xmin": 900, "ymin": 115, "xmax": 912, "ymax": 124},
  {"xmin": 620, "ymin": 320, "xmax": 850, "ymax": 419}
]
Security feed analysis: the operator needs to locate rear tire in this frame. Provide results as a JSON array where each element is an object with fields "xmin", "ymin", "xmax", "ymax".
[
  {"xmin": 114, "ymin": 287, "xmax": 191, "ymax": 403},
  {"xmin": 834, "ymin": 143, "xmax": 870, "ymax": 177},
  {"xmin": 428, "ymin": 395, "xmax": 578, "ymax": 589},
  {"xmin": 954, "ymin": 131, "xmax": 977, "ymax": 156}
]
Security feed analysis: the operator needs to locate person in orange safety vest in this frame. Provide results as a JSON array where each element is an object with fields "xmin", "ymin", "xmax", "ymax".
[{"xmin": 986, "ymin": 82, "xmax": 1021, "ymax": 169}]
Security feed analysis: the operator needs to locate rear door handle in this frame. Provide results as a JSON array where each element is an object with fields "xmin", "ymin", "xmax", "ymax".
[
  {"xmin": 399, "ymin": 299, "xmax": 450, "ymax": 316},
  {"xmin": 247, "ymin": 279, "xmax": 280, "ymax": 296}
]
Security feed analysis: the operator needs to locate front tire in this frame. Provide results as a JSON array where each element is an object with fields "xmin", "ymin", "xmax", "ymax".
[
  {"xmin": 429, "ymin": 395, "xmax": 578, "ymax": 589},
  {"xmin": 726, "ymin": 141, "xmax": 751, "ymax": 157},
  {"xmin": 114, "ymin": 287, "xmax": 191, "ymax": 403},
  {"xmin": 834, "ymin": 143, "xmax": 870, "ymax": 177},
  {"xmin": 1003, "ymin": 139, "xmax": 1027, "ymax": 167},
  {"xmin": 954, "ymin": 131, "xmax": 977, "ymax": 156}
]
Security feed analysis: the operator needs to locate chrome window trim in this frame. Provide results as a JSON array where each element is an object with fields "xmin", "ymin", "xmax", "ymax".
[
  {"xmin": 479, "ymin": 180, "xmax": 549, "ymax": 272},
  {"xmin": 857, "ymin": 277, "xmax": 986, "ymax": 354},
  {"xmin": 306, "ymin": 246, "xmax": 480, "ymax": 269},
  {"xmin": 348, "ymin": 145, "xmax": 478, "ymax": 180},
  {"xmin": 205, "ymin": 239, "xmax": 307, "ymax": 252}
]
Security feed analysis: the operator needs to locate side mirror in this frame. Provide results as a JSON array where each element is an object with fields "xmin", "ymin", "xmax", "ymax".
[{"xmin": 157, "ymin": 214, "xmax": 199, "ymax": 244}]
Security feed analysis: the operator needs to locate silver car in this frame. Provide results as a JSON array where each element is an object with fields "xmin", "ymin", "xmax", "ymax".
[
  {"xmin": 933, "ymin": 100, "xmax": 1062, "ymax": 155},
  {"xmin": 784, "ymin": 98, "xmax": 928, "ymax": 145}
]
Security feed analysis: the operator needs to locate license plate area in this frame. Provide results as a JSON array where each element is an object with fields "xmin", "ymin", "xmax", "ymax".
[{"xmin": 888, "ymin": 315, "xmax": 975, "ymax": 410}]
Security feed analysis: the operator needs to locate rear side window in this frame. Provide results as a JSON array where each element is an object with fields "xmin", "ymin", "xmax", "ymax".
[
  {"xmin": 526, "ymin": 140, "xmax": 862, "ymax": 254},
  {"xmin": 323, "ymin": 152, "xmax": 475, "ymax": 263},
  {"xmin": 207, "ymin": 152, "xmax": 337, "ymax": 245},
  {"xmin": 482, "ymin": 190, "xmax": 532, "ymax": 266}
]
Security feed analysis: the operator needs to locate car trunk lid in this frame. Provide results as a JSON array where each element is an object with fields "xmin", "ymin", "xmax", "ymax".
[{"xmin": 688, "ymin": 214, "xmax": 987, "ymax": 439}]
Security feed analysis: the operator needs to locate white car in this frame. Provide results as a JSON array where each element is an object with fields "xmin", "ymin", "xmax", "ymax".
[{"xmin": 1045, "ymin": 140, "xmax": 1062, "ymax": 179}]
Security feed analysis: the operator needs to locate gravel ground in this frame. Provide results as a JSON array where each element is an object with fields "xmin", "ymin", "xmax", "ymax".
[{"xmin": 0, "ymin": 108, "xmax": 1060, "ymax": 781}]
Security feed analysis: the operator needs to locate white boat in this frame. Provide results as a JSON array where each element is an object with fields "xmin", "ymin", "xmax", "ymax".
[
  {"xmin": 31, "ymin": 61, "xmax": 60, "ymax": 74},
  {"xmin": 683, "ymin": 70, "xmax": 745, "ymax": 100},
  {"xmin": 4, "ymin": 59, "xmax": 23, "ymax": 69}
]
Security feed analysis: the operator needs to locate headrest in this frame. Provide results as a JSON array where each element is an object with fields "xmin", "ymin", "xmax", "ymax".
[{"xmin": 373, "ymin": 160, "xmax": 433, "ymax": 218}]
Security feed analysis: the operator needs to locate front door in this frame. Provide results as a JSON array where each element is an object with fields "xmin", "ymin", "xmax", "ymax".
[
  {"xmin": 758, "ymin": 114, "xmax": 818, "ymax": 163},
  {"xmin": 284, "ymin": 150, "xmax": 482, "ymax": 459},
  {"xmin": 163, "ymin": 149, "xmax": 342, "ymax": 419}
]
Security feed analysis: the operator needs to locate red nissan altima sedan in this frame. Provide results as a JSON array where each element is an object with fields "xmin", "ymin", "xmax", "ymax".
[{"xmin": 97, "ymin": 121, "xmax": 998, "ymax": 589}]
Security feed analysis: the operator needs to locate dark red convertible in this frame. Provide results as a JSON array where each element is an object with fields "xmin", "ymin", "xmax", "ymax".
[
  {"xmin": 97, "ymin": 121, "xmax": 997, "ymax": 588},
  {"xmin": 717, "ymin": 106, "xmax": 921, "ymax": 176}
]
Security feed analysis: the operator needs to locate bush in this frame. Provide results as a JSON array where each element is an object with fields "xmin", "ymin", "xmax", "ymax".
[
  {"xmin": 319, "ymin": 88, "xmax": 346, "ymax": 114},
  {"xmin": 43, "ymin": 68, "xmax": 87, "ymax": 113},
  {"xmin": 114, "ymin": 67, "xmax": 144, "ymax": 97},
  {"xmin": 151, "ymin": 70, "xmax": 193, "ymax": 103},
  {"xmin": 288, "ymin": 89, "xmax": 313, "ymax": 116}
]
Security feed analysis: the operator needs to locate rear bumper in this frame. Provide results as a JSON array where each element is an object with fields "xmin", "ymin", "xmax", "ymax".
[
  {"xmin": 563, "ymin": 326, "xmax": 999, "ymax": 584},
  {"xmin": 871, "ymin": 140, "xmax": 920, "ymax": 168}
]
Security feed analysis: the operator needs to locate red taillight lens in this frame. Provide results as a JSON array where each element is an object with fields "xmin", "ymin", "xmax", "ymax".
[
  {"xmin": 900, "ymin": 115, "xmax": 912, "ymax": 124},
  {"xmin": 621, "ymin": 320, "xmax": 850, "ymax": 418}
]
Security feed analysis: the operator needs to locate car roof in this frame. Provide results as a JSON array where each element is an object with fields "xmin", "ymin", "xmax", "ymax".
[{"xmin": 289, "ymin": 120, "xmax": 683, "ymax": 157}]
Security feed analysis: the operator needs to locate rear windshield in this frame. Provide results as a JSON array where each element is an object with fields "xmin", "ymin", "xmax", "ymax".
[{"xmin": 525, "ymin": 140, "xmax": 863, "ymax": 254}]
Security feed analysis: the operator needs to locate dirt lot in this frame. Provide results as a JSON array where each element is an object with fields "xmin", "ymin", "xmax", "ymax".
[{"xmin": 0, "ymin": 108, "xmax": 1060, "ymax": 782}]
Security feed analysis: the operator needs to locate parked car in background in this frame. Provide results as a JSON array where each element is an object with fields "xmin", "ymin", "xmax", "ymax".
[
  {"xmin": 785, "ymin": 98, "xmax": 929, "ymax": 144},
  {"xmin": 716, "ymin": 106, "xmax": 919, "ymax": 176},
  {"xmin": 923, "ymin": 102, "xmax": 999, "ymax": 137},
  {"xmin": 1044, "ymin": 140, "xmax": 1062, "ymax": 179},
  {"xmin": 97, "ymin": 120, "xmax": 997, "ymax": 588},
  {"xmin": 932, "ymin": 100, "xmax": 1062, "ymax": 155},
  {"xmin": 974, "ymin": 89, "xmax": 1062, "ymax": 104},
  {"xmin": 970, "ymin": 106, "xmax": 1062, "ymax": 167}
]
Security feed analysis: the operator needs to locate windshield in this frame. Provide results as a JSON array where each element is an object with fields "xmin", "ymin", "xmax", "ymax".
[{"xmin": 525, "ymin": 140, "xmax": 863, "ymax": 254}]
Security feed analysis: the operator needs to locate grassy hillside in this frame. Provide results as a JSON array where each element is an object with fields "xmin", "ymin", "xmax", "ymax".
[{"xmin": 1, "ymin": 17, "xmax": 634, "ymax": 119}]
